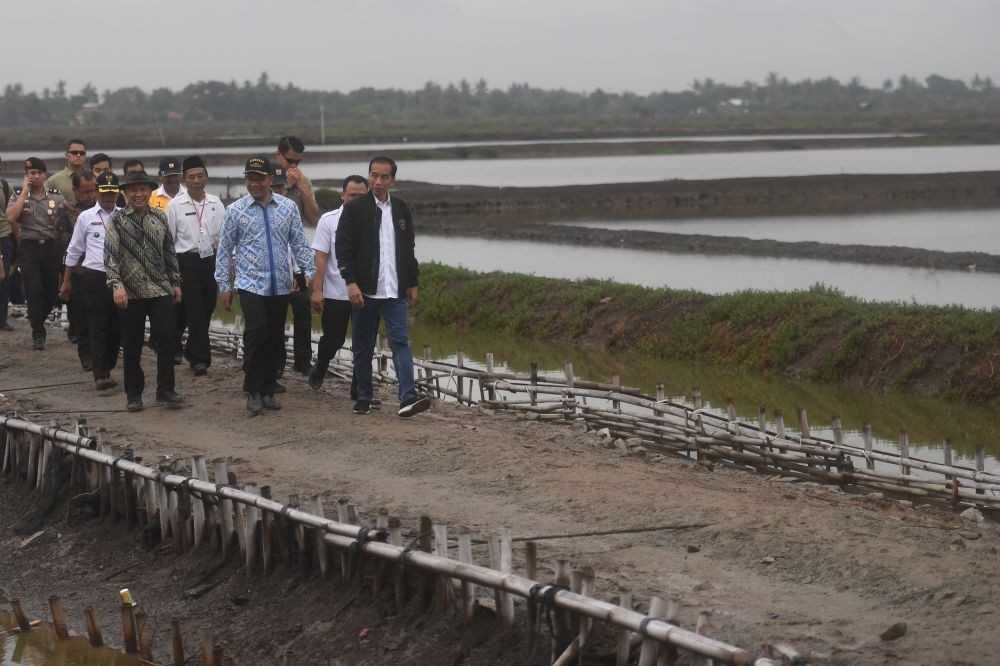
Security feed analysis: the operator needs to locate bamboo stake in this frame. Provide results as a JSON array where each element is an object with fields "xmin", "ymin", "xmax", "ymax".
[
  {"xmin": 312, "ymin": 495, "xmax": 330, "ymax": 579},
  {"xmin": 457, "ymin": 526, "xmax": 477, "ymax": 624},
  {"xmin": 500, "ymin": 527, "xmax": 515, "ymax": 629},
  {"xmin": 137, "ymin": 611, "xmax": 153, "ymax": 660},
  {"xmin": 200, "ymin": 629, "xmax": 215, "ymax": 666},
  {"xmin": 121, "ymin": 603, "xmax": 139, "ymax": 654},
  {"xmin": 11, "ymin": 598, "xmax": 32, "ymax": 632},
  {"xmin": 616, "ymin": 592, "xmax": 633, "ymax": 666},
  {"xmin": 171, "ymin": 620, "xmax": 185, "ymax": 666},
  {"xmin": 638, "ymin": 596, "xmax": 667, "ymax": 666},
  {"xmin": 433, "ymin": 523, "xmax": 454, "ymax": 610},
  {"xmin": 84, "ymin": 606, "xmax": 104, "ymax": 647},
  {"xmin": 48, "ymin": 596, "xmax": 69, "ymax": 639},
  {"xmin": 261, "ymin": 485, "xmax": 274, "ymax": 576},
  {"xmin": 213, "ymin": 458, "xmax": 234, "ymax": 558}
]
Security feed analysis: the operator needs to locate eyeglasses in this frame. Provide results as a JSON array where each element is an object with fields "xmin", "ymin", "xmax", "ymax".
[
  {"xmin": 280, "ymin": 153, "xmax": 301, "ymax": 166},
  {"xmin": 67, "ymin": 150, "xmax": 87, "ymax": 157}
]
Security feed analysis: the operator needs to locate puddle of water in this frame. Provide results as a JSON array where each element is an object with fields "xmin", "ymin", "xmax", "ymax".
[{"xmin": 0, "ymin": 610, "xmax": 140, "ymax": 666}]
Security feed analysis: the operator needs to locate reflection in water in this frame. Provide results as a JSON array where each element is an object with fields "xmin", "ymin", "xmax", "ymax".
[
  {"xmin": 0, "ymin": 610, "xmax": 140, "ymax": 666},
  {"xmin": 417, "ymin": 237, "xmax": 1000, "ymax": 309},
  {"xmin": 552, "ymin": 208, "xmax": 1000, "ymax": 255},
  {"xmin": 205, "ymin": 144, "xmax": 1000, "ymax": 186}
]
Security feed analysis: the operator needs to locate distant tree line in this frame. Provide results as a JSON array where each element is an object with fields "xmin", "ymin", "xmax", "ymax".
[{"xmin": 1, "ymin": 72, "xmax": 998, "ymax": 128}]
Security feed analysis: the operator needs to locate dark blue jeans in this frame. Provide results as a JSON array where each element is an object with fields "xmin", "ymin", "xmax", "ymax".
[{"xmin": 351, "ymin": 296, "xmax": 416, "ymax": 403}]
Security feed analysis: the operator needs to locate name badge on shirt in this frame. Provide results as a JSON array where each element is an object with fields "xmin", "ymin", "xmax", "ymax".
[{"xmin": 196, "ymin": 232, "xmax": 214, "ymax": 258}]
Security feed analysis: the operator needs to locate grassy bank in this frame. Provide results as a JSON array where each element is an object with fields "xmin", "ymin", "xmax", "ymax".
[{"xmin": 416, "ymin": 264, "xmax": 1000, "ymax": 404}]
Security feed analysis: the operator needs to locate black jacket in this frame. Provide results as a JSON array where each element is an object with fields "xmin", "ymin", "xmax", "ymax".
[{"xmin": 335, "ymin": 193, "xmax": 419, "ymax": 296}]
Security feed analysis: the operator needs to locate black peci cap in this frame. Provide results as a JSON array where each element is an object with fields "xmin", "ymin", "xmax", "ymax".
[
  {"xmin": 244, "ymin": 155, "xmax": 271, "ymax": 175},
  {"xmin": 158, "ymin": 157, "xmax": 182, "ymax": 176},
  {"xmin": 182, "ymin": 155, "xmax": 207, "ymax": 173},
  {"xmin": 24, "ymin": 157, "xmax": 47, "ymax": 172}
]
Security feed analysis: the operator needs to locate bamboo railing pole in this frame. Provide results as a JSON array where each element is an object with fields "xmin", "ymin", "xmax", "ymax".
[
  {"xmin": 48, "ymin": 596, "xmax": 69, "ymax": 639},
  {"xmin": 84, "ymin": 606, "xmax": 104, "ymax": 647}
]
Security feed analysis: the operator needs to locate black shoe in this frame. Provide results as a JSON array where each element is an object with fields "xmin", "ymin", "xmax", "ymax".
[
  {"xmin": 173, "ymin": 353, "xmax": 183, "ymax": 365},
  {"xmin": 192, "ymin": 363, "xmax": 208, "ymax": 376},
  {"xmin": 308, "ymin": 366, "xmax": 324, "ymax": 391},
  {"xmin": 0, "ymin": 323, "xmax": 12, "ymax": 331},
  {"xmin": 95, "ymin": 377, "xmax": 118, "ymax": 390},
  {"xmin": 32, "ymin": 337, "xmax": 44, "ymax": 351},
  {"xmin": 262, "ymin": 394, "xmax": 282, "ymax": 410},
  {"xmin": 353, "ymin": 400, "xmax": 371, "ymax": 415},
  {"xmin": 247, "ymin": 393, "xmax": 263, "ymax": 415},
  {"xmin": 398, "ymin": 395, "xmax": 432, "ymax": 418},
  {"xmin": 126, "ymin": 396, "xmax": 143, "ymax": 412},
  {"xmin": 273, "ymin": 382, "xmax": 287, "ymax": 394},
  {"xmin": 156, "ymin": 389, "xmax": 184, "ymax": 406}
]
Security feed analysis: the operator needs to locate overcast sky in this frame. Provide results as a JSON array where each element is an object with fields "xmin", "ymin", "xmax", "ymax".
[{"xmin": 6, "ymin": 0, "xmax": 999, "ymax": 95}]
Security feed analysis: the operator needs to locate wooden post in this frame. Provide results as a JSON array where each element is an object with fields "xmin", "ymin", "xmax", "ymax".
[
  {"xmin": 797, "ymin": 408, "xmax": 811, "ymax": 439},
  {"xmin": 137, "ymin": 611, "xmax": 153, "ymax": 660},
  {"xmin": 261, "ymin": 485, "xmax": 274, "ymax": 575},
  {"xmin": 121, "ymin": 602, "xmax": 139, "ymax": 654},
  {"xmin": 692, "ymin": 387, "xmax": 702, "ymax": 411},
  {"xmin": 579, "ymin": 567, "xmax": 595, "ymax": 650},
  {"xmin": 190, "ymin": 459, "xmax": 206, "ymax": 549},
  {"xmin": 832, "ymin": 415, "xmax": 844, "ymax": 447},
  {"xmin": 110, "ymin": 444, "xmax": 124, "ymax": 524},
  {"xmin": 530, "ymin": 362, "xmax": 538, "ymax": 406},
  {"xmin": 417, "ymin": 515, "xmax": 434, "ymax": 611},
  {"xmin": 168, "ymin": 490, "xmax": 183, "ymax": 553},
  {"xmin": 337, "ymin": 498, "xmax": 350, "ymax": 580},
  {"xmin": 638, "ymin": 596, "xmax": 666, "ymax": 666},
  {"xmin": 485, "ymin": 353, "xmax": 497, "ymax": 401},
  {"xmin": 456, "ymin": 526, "xmax": 476, "ymax": 624},
  {"xmin": 525, "ymin": 541, "xmax": 537, "ymax": 581},
  {"xmin": 26, "ymin": 432, "xmax": 39, "ymax": 489},
  {"xmin": 157, "ymin": 457, "xmax": 172, "ymax": 543},
  {"xmin": 312, "ymin": 495, "xmax": 330, "ymax": 579},
  {"xmin": 611, "ymin": 375, "xmax": 621, "ymax": 412},
  {"xmin": 213, "ymin": 458, "xmax": 234, "ymax": 558},
  {"xmin": 863, "ymin": 422, "xmax": 875, "ymax": 471},
  {"xmin": 615, "ymin": 592, "xmax": 633, "ymax": 666},
  {"xmin": 456, "ymin": 350, "xmax": 465, "ymax": 404},
  {"xmin": 899, "ymin": 428, "xmax": 911, "ymax": 478},
  {"xmin": 388, "ymin": 517, "xmax": 407, "ymax": 608},
  {"xmin": 200, "ymin": 628, "xmax": 215, "ymax": 666},
  {"xmin": 284, "ymin": 652, "xmax": 298, "ymax": 666},
  {"xmin": 488, "ymin": 535, "xmax": 505, "ymax": 628},
  {"xmin": 552, "ymin": 560, "xmax": 571, "ymax": 650},
  {"xmin": 373, "ymin": 507, "xmax": 390, "ymax": 596},
  {"xmin": 943, "ymin": 439, "xmax": 953, "ymax": 480},
  {"xmin": 11, "ymin": 597, "xmax": 32, "ymax": 632},
  {"xmin": 433, "ymin": 523, "xmax": 453, "ymax": 611},
  {"xmin": 774, "ymin": 410, "xmax": 785, "ymax": 440},
  {"xmin": 976, "ymin": 444, "xmax": 986, "ymax": 496},
  {"xmin": 757, "ymin": 405, "xmax": 767, "ymax": 437},
  {"xmin": 656, "ymin": 384, "xmax": 665, "ymax": 402},
  {"xmin": 564, "ymin": 362, "xmax": 576, "ymax": 417},
  {"xmin": 171, "ymin": 619, "xmax": 185, "ymax": 666},
  {"xmin": 499, "ymin": 527, "xmax": 515, "ymax": 628},
  {"xmin": 48, "ymin": 596, "xmax": 69, "ymax": 639},
  {"xmin": 144, "ymin": 463, "xmax": 159, "ymax": 525},
  {"xmin": 84, "ymin": 606, "xmax": 104, "ymax": 647}
]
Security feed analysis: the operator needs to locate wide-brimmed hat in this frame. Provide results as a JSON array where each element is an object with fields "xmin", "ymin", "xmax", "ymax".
[{"xmin": 119, "ymin": 171, "xmax": 160, "ymax": 189}]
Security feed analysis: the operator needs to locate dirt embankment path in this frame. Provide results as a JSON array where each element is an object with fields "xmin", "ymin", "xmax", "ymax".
[{"xmin": 1, "ymin": 321, "xmax": 998, "ymax": 665}]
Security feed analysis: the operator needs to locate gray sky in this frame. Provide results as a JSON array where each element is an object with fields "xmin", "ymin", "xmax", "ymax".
[{"xmin": 6, "ymin": 0, "xmax": 1000, "ymax": 95}]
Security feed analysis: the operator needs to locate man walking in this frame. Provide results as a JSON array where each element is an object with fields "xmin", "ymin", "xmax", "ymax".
[
  {"xmin": 335, "ymin": 156, "xmax": 430, "ymax": 417},
  {"xmin": 308, "ymin": 175, "xmax": 368, "ymax": 392},
  {"xmin": 104, "ymin": 170, "xmax": 184, "ymax": 412},
  {"xmin": 6, "ymin": 158, "xmax": 65, "ymax": 350},
  {"xmin": 46, "ymin": 139, "xmax": 88, "ymax": 203},
  {"xmin": 271, "ymin": 165, "xmax": 312, "ymax": 378},
  {"xmin": 216, "ymin": 156, "xmax": 314, "ymax": 415},
  {"xmin": 149, "ymin": 156, "xmax": 187, "ymax": 362},
  {"xmin": 62, "ymin": 172, "xmax": 122, "ymax": 390},
  {"xmin": 166, "ymin": 156, "xmax": 223, "ymax": 376},
  {"xmin": 56, "ymin": 171, "xmax": 98, "ymax": 367}
]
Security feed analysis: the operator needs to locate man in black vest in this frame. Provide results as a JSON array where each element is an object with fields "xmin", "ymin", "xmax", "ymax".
[{"xmin": 335, "ymin": 156, "xmax": 430, "ymax": 417}]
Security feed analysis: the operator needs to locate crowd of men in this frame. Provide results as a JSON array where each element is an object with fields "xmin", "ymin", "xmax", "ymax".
[{"xmin": 0, "ymin": 137, "xmax": 432, "ymax": 418}]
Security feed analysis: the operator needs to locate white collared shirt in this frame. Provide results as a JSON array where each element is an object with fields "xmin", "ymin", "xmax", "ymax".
[
  {"xmin": 372, "ymin": 194, "xmax": 397, "ymax": 299},
  {"xmin": 311, "ymin": 206, "xmax": 349, "ymax": 301},
  {"xmin": 166, "ymin": 190, "xmax": 224, "ymax": 254},
  {"xmin": 154, "ymin": 183, "xmax": 186, "ymax": 199},
  {"xmin": 66, "ymin": 203, "xmax": 114, "ymax": 271}
]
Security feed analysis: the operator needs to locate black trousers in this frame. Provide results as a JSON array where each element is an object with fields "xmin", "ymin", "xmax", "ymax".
[
  {"xmin": 240, "ymin": 290, "xmax": 289, "ymax": 396},
  {"xmin": 177, "ymin": 252, "xmax": 218, "ymax": 367},
  {"xmin": 69, "ymin": 271, "xmax": 90, "ymax": 364},
  {"xmin": 16, "ymin": 239, "xmax": 61, "ymax": 338},
  {"xmin": 314, "ymin": 297, "xmax": 358, "ymax": 398},
  {"xmin": 81, "ymin": 268, "xmax": 121, "ymax": 381},
  {"xmin": 0, "ymin": 235, "xmax": 15, "ymax": 327},
  {"xmin": 280, "ymin": 289, "xmax": 313, "ymax": 371},
  {"xmin": 122, "ymin": 295, "xmax": 175, "ymax": 398}
]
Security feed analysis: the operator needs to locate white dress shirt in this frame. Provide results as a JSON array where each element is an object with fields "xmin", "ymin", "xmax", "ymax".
[
  {"xmin": 311, "ymin": 206, "xmax": 350, "ymax": 301},
  {"xmin": 66, "ymin": 203, "xmax": 114, "ymax": 271},
  {"xmin": 372, "ymin": 195, "xmax": 398, "ymax": 299},
  {"xmin": 166, "ymin": 191, "xmax": 224, "ymax": 254}
]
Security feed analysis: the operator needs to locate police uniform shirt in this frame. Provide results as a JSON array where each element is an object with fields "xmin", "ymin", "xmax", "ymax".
[
  {"xmin": 15, "ymin": 189, "xmax": 65, "ymax": 241},
  {"xmin": 0, "ymin": 186, "xmax": 10, "ymax": 238},
  {"xmin": 66, "ymin": 203, "xmax": 113, "ymax": 271},
  {"xmin": 165, "ymin": 191, "xmax": 224, "ymax": 253}
]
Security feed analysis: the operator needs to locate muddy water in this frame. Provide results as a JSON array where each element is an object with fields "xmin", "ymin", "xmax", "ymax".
[{"xmin": 0, "ymin": 610, "xmax": 139, "ymax": 666}]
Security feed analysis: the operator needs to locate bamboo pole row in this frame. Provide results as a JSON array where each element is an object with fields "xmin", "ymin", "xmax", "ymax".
[{"xmin": 0, "ymin": 415, "xmax": 777, "ymax": 666}]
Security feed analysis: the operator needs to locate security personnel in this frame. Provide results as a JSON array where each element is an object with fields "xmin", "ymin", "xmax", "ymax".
[
  {"xmin": 272, "ymin": 164, "xmax": 312, "ymax": 378},
  {"xmin": 46, "ymin": 139, "xmax": 88, "ymax": 203},
  {"xmin": 62, "ymin": 172, "xmax": 122, "ymax": 390},
  {"xmin": 55, "ymin": 171, "xmax": 98, "ymax": 368},
  {"xmin": 6, "ymin": 157, "xmax": 65, "ymax": 350}
]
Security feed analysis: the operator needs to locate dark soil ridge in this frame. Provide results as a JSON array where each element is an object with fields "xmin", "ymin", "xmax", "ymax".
[
  {"xmin": 402, "ymin": 171, "xmax": 1000, "ymax": 218},
  {"xmin": 418, "ymin": 216, "xmax": 1000, "ymax": 274}
]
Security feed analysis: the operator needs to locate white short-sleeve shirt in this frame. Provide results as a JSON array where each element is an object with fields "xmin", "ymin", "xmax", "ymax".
[{"xmin": 311, "ymin": 206, "xmax": 350, "ymax": 301}]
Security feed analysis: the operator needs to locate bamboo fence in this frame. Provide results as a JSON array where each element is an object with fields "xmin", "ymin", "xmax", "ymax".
[{"xmin": 0, "ymin": 416, "xmax": 785, "ymax": 666}]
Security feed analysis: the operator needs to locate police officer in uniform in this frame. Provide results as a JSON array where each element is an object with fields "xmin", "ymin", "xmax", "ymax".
[{"xmin": 6, "ymin": 157, "xmax": 65, "ymax": 350}]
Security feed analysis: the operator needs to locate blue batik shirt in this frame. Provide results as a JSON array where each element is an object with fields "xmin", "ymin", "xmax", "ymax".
[{"xmin": 216, "ymin": 193, "xmax": 315, "ymax": 296}]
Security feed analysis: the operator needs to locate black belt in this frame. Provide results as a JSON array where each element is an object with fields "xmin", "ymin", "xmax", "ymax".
[
  {"xmin": 21, "ymin": 238, "xmax": 56, "ymax": 245},
  {"xmin": 82, "ymin": 267, "xmax": 107, "ymax": 275}
]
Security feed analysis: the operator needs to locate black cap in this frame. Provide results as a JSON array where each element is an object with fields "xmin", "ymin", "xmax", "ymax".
[
  {"xmin": 244, "ymin": 155, "xmax": 271, "ymax": 176},
  {"xmin": 96, "ymin": 172, "xmax": 120, "ymax": 193},
  {"xmin": 119, "ymin": 171, "xmax": 160, "ymax": 189},
  {"xmin": 271, "ymin": 164, "xmax": 287, "ymax": 186},
  {"xmin": 182, "ymin": 155, "xmax": 207, "ymax": 174},
  {"xmin": 25, "ymin": 157, "xmax": 47, "ymax": 172},
  {"xmin": 158, "ymin": 157, "xmax": 182, "ymax": 176}
]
